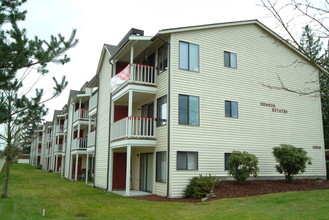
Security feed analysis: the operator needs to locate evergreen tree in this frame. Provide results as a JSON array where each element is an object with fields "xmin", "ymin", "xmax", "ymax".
[
  {"xmin": 0, "ymin": 0, "xmax": 78, "ymax": 198},
  {"xmin": 300, "ymin": 25, "xmax": 329, "ymax": 149}
]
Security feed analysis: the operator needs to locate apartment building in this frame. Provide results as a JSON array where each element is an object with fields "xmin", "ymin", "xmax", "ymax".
[
  {"xmin": 31, "ymin": 20, "xmax": 327, "ymax": 198},
  {"xmin": 30, "ymin": 125, "xmax": 44, "ymax": 166}
]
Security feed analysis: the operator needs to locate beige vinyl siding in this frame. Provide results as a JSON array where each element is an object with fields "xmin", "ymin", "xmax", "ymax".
[
  {"xmin": 155, "ymin": 66, "xmax": 169, "ymax": 196},
  {"xmin": 64, "ymin": 102, "xmax": 74, "ymax": 178},
  {"xmin": 169, "ymin": 24, "xmax": 325, "ymax": 198},
  {"xmin": 94, "ymin": 52, "xmax": 111, "ymax": 189}
]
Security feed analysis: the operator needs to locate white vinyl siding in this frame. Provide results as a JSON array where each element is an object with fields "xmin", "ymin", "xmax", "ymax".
[
  {"xmin": 169, "ymin": 24, "xmax": 325, "ymax": 198},
  {"xmin": 64, "ymin": 103, "xmax": 74, "ymax": 178},
  {"xmin": 94, "ymin": 51, "xmax": 111, "ymax": 189}
]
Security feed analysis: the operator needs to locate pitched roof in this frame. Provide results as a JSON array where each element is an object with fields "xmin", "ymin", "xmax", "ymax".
[{"xmin": 157, "ymin": 19, "xmax": 327, "ymax": 74}]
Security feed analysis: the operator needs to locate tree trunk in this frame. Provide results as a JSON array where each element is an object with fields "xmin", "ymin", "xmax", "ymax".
[{"xmin": 1, "ymin": 160, "xmax": 11, "ymax": 198}]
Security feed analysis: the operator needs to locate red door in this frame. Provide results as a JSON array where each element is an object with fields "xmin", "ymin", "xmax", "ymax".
[
  {"xmin": 114, "ymin": 106, "xmax": 128, "ymax": 122},
  {"xmin": 112, "ymin": 153, "xmax": 127, "ymax": 189},
  {"xmin": 57, "ymin": 157, "xmax": 62, "ymax": 171},
  {"xmin": 72, "ymin": 157, "xmax": 82, "ymax": 180}
]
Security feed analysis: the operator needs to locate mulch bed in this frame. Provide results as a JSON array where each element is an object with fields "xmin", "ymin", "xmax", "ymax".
[{"xmin": 131, "ymin": 179, "xmax": 329, "ymax": 203}]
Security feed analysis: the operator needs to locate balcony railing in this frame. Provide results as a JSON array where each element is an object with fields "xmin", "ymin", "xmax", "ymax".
[
  {"xmin": 72, "ymin": 138, "xmax": 87, "ymax": 150},
  {"xmin": 46, "ymin": 133, "xmax": 52, "ymax": 140},
  {"xmin": 87, "ymin": 130, "xmax": 96, "ymax": 147},
  {"xmin": 56, "ymin": 124, "xmax": 64, "ymax": 133},
  {"xmin": 38, "ymin": 149, "xmax": 41, "ymax": 154},
  {"xmin": 111, "ymin": 117, "xmax": 156, "ymax": 141},
  {"xmin": 55, "ymin": 144, "xmax": 63, "ymax": 152},
  {"xmin": 46, "ymin": 148, "xmax": 49, "ymax": 155},
  {"xmin": 64, "ymin": 119, "xmax": 68, "ymax": 130},
  {"xmin": 73, "ymin": 109, "xmax": 88, "ymax": 122},
  {"xmin": 38, "ymin": 136, "xmax": 42, "ymax": 142},
  {"xmin": 89, "ymin": 92, "xmax": 98, "ymax": 112},
  {"xmin": 111, "ymin": 64, "xmax": 157, "ymax": 93}
]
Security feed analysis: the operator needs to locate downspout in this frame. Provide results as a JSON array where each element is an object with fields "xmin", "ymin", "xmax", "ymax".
[
  {"xmin": 106, "ymin": 61, "xmax": 114, "ymax": 191},
  {"xmin": 93, "ymin": 76, "xmax": 100, "ymax": 187},
  {"xmin": 156, "ymin": 34, "xmax": 171, "ymax": 198}
]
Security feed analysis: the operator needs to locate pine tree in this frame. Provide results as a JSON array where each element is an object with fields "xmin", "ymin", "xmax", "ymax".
[
  {"xmin": 0, "ymin": 0, "xmax": 78, "ymax": 198},
  {"xmin": 300, "ymin": 25, "xmax": 329, "ymax": 149}
]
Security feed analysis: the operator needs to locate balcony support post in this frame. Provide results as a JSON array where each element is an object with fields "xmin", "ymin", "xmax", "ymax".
[
  {"xmin": 128, "ymin": 91, "xmax": 133, "ymax": 138},
  {"xmin": 130, "ymin": 46, "xmax": 134, "ymax": 81},
  {"xmin": 108, "ymin": 146, "xmax": 113, "ymax": 191},
  {"xmin": 55, "ymin": 155, "xmax": 58, "ymax": 172},
  {"xmin": 125, "ymin": 145, "xmax": 131, "ymax": 197},
  {"xmin": 75, "ymin": 153, "xmax": 78, "ymax": 181},
  {"xmin": 86, "ymin": 152, "xmax": 89, "ymax": 184}
]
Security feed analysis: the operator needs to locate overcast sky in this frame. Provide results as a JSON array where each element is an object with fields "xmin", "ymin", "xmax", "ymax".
[{"xmin": 19, "ymin": 0, "xmax": 282, "ymax": 122}]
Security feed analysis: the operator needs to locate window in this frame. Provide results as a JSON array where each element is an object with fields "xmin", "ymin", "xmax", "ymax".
[
  {"xmin": 224, "ymin": 153, "xmax": 232, "ymax": 171},
  {"xmin": 225, "ymin": 100, "xmax": 238, "ymax": 118},
  {"xmin": 158, "ymin": 44, "xmax": 168, "ymax": 74},
  {"xmin": 157, "ymin": 95, "xmax": 167, "ymax": 126},
  {"xmin": 177, "ymin": 151, "xmax": 198, "ymax": 170},
  {"xmin": 179, "ymin": 41, "xmax": 199, "ymax": 72},
  {"xmin": 224, "ymin": 51, "xmax": 237, "ymax": 68},
  {"xmin": 156, "ymin": 151, "xmax": 167, "ymax": 182},
  {"xmin": 179, "ymin": 95, "xmax": 199, "ymax": 126}
]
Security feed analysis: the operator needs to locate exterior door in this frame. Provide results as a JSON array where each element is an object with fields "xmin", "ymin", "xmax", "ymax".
[
  {"xmin": 112, "ymin": 153, "xmax": 127, "ymax": 189},
  {"xmin": 114, "ymin": 106, "xmax": 128, "ymax": 122},
  {"xmin": 140, "ymin": 153, "xmax": 153, "ymax": 192}
]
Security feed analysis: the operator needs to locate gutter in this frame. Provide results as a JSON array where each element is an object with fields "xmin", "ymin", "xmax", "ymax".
[
  {"xmin": 106, "ymin": 61, "xmax": 114, "ymax": 191},
  {"xmin": 93, "ymin": 76, "xmax": 100, "ymax": 187},
  {"xmin": 154, "ymin": 34, "xmax": 171, "ymax": 198}
]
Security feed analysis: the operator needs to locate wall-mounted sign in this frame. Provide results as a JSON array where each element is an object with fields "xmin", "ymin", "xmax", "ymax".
[
  {"xmin": 260, "ymin": 102, "xmax": 288, "ymax": 114},
  {"xmin": 312, "ymin": 146, "xmax": 321, "ymax": 149}
]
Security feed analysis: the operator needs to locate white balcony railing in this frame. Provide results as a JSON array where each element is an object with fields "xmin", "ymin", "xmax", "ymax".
[
  {"xmin": 72, "ymin": 138, "xmax": 87, "ymax": 150},
  {"xmin": 111, "ymin": 117, "xmax": 156, "ymax": 141},
  {"xmin": 73, "ymin": 109, "xmax": 88, "ymax": 122},
  {"xmin": 89, "ymin": 93, "xmax": 98, "ymax": 112},
  {"xmin": 64, "ymin": 119, "xmax": 68, "ymax": 130},
  {"xmin": 62, "ymin": 144, "xmax": 66, "ymax": 152},
  {"xmin": 46, "ymin": 148, "xmax": 49, "ymax": 155},
  {"xmin": 38, "ymin": 149, "xmax": 41, "ymax": 154},
  {"xmin": 56, "ymin": 124, "xmax": 64, "ymax": 133},
  {"xmin": 87, "ymin": 130, "xmax": 96, "ymax": 147},
  {"xmin": 110, "ymin": 64, "xmax": 157, "ymax": 92},
  {"xmin": 55, "ymin": 144, "xmax": 63, "ymax": 152}
]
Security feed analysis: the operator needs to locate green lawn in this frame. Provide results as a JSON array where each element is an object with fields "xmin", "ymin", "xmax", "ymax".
[{"xmin": 0, "ymin": 164, "xmax": 328, "ymax": 220}]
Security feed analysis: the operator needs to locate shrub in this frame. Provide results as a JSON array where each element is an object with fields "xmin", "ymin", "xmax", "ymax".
[
  {"xmin": 184, "ymin": 174, "xmax": 220, "ymax": 198},
  {"xmin": 272, "ymin": 144, "xmax": 312, "ymax": 182},
  {"xmin": 227, "ymin": 151, "xmax": 259, "ymax": 183}
]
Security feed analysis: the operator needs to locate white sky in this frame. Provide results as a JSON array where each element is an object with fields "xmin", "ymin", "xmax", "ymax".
[{"xmin": 19, "ymin": 0, "xmax": 282, "ymax": 122}]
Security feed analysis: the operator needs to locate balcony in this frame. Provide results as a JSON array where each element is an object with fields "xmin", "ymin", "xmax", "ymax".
[
  {"xmin": 64, "ymin": 119, "xmax": 68, "ymax": 130},
  {"xmin": 89, "ymin": 92, "xmax": 98, "ymax": 113},
  {"xmin": 72, "ymin": 138, "xmax": 87, "ymax": 150},
  {"xmin": 111, "ymin": 117, "xmax": 156, "ymax": 147},
  {"xmin": 37, "ymin": 149, "xmax": 41, "ymax": 154},
  {"xmin": 87, "ymin": 130, "xmax": 96, "ymax": 147},
  {"xmin": 73, "ymin": 109, "xmax": 88, "ymax": 122},
  {"xmin": 56, "ymin": 124, "xmax": 64, "ymax": 134},
  {"xmin": 111, "ymin": 64, "xmax": 157, "ymax": 94},
  {"xmin": 55, "ymin": 144, "xmax": 63, "ymax": 152}
]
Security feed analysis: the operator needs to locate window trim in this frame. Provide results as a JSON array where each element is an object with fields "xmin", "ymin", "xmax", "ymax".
[
  {"xmin": 176, "ymin": 151, "xmax": 198, "ymax": 170},
  {"xmin": 157, "ymin": 95, "xmax": 167, "ymax": 127},
  {"xmin": 225, "ymin": 100, "xmax": 238, "ymax": 118},
  {"xmin": 178, "ymin": 94, "xmax": 200, "ymax": 126},
  {"xmin": 224, "ymin": 51, "xmax": 237, "ymax": 69},
  {"xmin": 158, "ymin": 44, "xmax": 168, "ymax": 74},
  {"xmin": 179, "ymin": 41, "xmax": 200, "ymax": 72},
  {"xmin": 156, "ymin": 151, "xmax": 167, "ymax": 183}
]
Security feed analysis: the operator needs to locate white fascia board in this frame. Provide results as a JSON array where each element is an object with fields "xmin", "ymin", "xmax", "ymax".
[{"xmin": 128, "ymin": 36, "xmax": 152, "ymax": 41}]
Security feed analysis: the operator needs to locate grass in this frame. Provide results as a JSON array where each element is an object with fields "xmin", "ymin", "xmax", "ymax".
[{"xmin": 0, "ymin": 164, "xmax": 329, "ymax": 220}]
